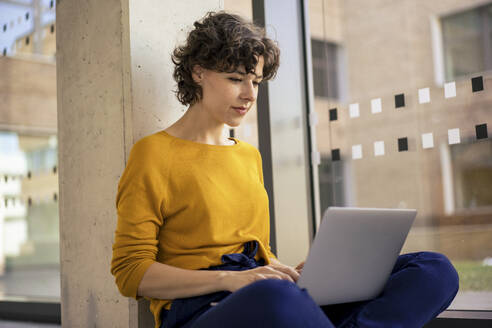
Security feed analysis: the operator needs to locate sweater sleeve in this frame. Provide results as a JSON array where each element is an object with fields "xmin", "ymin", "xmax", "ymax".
[
  {"xmin": 110, "ymin": 138, "xmax": 166, "ymax": 299},
  {"xmin": 255, "ymin": 147, "xmax": 277, "ymax": 260}
]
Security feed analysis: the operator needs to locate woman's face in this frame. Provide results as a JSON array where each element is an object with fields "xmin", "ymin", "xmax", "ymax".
[{"xmin": 194, "ymin": 56, "xmax": 264, "ymax": 127}]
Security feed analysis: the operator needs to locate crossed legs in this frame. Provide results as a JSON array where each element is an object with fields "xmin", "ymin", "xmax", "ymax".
[{"xmin": 188, "ymin": 252, "xmax": 458, "ymax": 328}]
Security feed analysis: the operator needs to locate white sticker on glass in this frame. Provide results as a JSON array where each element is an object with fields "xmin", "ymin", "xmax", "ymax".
[
  {"xmin": 422, "ymin": 133, "xmax": 434, "ymax": 149},
  {"xmin": 374, "ymin": 141, "xmax": 385, "ymax": 156},
  {"xmin": 444, "ymin": 82, "xmax": 456, "ymax": 98},
  {"xmin": 371, "ymin": 98, "xmax": 382, "ymax": 114},
  {"xmin": 349, "ymin": 103, "xmax": 360, "ymax": 118},
  {"xmin": 418, "ymin": 88, "xmax": 430, "ymax": 104},
  {"xmin": 352, "ymin": 144, "xmax": 362, "ymax": 159},
  {"xmin": 448, "ymin": 128, "xmax": 460, "ymax": 145}
]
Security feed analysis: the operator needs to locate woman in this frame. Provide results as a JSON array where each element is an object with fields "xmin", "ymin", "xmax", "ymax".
[{"xmin": 111, "ymin": 11, "xmax": 459, "ymax": 328}]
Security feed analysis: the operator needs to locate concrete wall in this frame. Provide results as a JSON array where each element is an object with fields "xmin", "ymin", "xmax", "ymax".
[
  {"xmin": 128, "ymin": 1, "xmax": 222, "ymax": 143},
  {"xmin": 56, "ymin": 0, "xmax": 222, "ymax": 327}
]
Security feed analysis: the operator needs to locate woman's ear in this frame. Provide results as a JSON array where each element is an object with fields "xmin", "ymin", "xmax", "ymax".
[{"xmin": 192, "ymin": 65, "xmax": 204, "ymax": 84}]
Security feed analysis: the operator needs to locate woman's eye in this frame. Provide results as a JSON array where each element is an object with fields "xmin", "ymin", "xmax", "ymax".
[{"xmin": 228, "ymin": 77, "xmax": 261, "ymax": 86}]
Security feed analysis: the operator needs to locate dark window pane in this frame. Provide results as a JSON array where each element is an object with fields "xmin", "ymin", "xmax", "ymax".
[
  {"xmin": 442, "ymin": 6, "xmax": 488, "ymax": 80},
  {"xmin": 311, "ymin": 39, "xmax": 339, "ymax": 99}
]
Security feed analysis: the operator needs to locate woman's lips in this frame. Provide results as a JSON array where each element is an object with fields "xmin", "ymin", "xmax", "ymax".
[{"xmin": 233, "ymin": 107, "xmax": 248, "ymax": 115}]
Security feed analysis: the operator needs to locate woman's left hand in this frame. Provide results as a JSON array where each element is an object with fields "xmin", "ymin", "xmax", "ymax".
[
  {"xmin": 269, "ymin": 258, "xmax": 303, "ymax": 282},
  {"xmin": 295, "ymin": 261, "xmax": 305, "ymax": 274}
]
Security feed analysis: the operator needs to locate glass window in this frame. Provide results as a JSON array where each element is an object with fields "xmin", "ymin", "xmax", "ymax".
[
  {"xmin": 0, "ymin": 0, "xmax": 58, "ymax": 303},
  {"xmin": 311, "ymin": 39, "xmax": 339, "ymax": 99},
  {"xmin": 450, "ymin": 140, "xmax": 492, "ymax": 210},
  {"xmin": 441, "ymin": 4, "xmax": 492, "ymax": 80},
  {"xmin": 310, "ymin": 0, "xmax": 492, "ymax": 311},
  {"xmin": 0, "ymin": 133, "xmax": 59, "ymax": 300}
]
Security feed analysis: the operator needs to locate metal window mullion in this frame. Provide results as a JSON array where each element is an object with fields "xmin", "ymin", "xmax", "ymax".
[
  {"xmin": 252, "ymin": 0, "xmax": 277, "ymax": 256},
  {"xmin": 301, "ymin": 0, "xmax": 321, "ymax": 239}
]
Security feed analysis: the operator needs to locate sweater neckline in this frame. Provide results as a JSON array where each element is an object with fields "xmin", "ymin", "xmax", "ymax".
[{"xmin": 160, "ymin": 130, "xmax": 241, "ymax": 149}]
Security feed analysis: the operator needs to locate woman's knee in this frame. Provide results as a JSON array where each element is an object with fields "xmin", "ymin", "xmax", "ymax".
[
  {"xmin": 237, "ymin": 279, "xmax": 321, "ymax": 313},
  {"xmin": 234, "ymin": 279, "xmax": 332, "ymax": 327},
  {"xmin": 194, "ymin": 279, "xmax": 333, "ymax": 328},
  {"xmin": 418, "ymin": 252, "xmax": 460, "ymax": 295},
  {"xmin": 239, "ymin": 278, "xmax": 306, "ymax": 304}
]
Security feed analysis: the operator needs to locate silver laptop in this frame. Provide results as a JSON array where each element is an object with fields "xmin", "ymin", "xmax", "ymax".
[{"xmin": 296, "ymin": 207, "xmax": 416, "ymax": 306}]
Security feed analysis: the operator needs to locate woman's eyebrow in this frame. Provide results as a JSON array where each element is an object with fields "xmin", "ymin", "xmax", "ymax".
[{"xmin": 235, "ymin": 71, "xmax": 263, "ymax": 79}]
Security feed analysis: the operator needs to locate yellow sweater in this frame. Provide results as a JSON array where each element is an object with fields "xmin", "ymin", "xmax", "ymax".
[{"xmin": 110, "ymin": 130, "xmax": 276, "ymax": 328}]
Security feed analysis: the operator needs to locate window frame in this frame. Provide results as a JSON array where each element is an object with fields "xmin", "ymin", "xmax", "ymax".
[{"xmin": 0, "ymin": 299, "xmax": 60, "ymax": 323}]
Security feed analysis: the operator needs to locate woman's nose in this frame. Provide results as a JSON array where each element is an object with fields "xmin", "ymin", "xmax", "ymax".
[{"xmin": 241, "ymin": 82, "xmax": 256, "ymax": 101}]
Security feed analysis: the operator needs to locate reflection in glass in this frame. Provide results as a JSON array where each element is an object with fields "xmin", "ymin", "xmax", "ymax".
[
  {"xmin": 310, "ymin": 0, "xmax": 492, "ymax": 311},
  {"xmin": 442, "ymin": 4, "xmax": 492, "ymax": 80},
  {"xmin": 311, "ymin": 39, "xmax": 339, "ymax": 99},
  {"xmin": 0, "ymin": 132, "xmax": 59, "ymax": 300},
  {"xmin": 0, "ymin": 0, "xmax": 58, "ymax": 302},
  {"xmin": 451, "ymin": 140, "xmax": 492, "ymax": 210}
]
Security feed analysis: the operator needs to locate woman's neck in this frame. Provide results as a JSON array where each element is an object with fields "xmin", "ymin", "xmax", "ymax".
[{"xmin": 164, "ymin": 106, "xmax": 233, "ymax": 146}]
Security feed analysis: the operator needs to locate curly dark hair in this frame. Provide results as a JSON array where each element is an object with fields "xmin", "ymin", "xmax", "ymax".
[{"xmin": 172, "ymin": 11, "xmax": 280, "ymax": 106}]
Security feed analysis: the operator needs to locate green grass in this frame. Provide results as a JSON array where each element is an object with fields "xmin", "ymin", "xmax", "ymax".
[{"xmin": 453, "ymin": 261, "xmax": 492, "ymax": 291}]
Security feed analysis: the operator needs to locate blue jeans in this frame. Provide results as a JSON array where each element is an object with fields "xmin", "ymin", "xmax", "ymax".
[{"xmin": 160, "ymin": 241, "xmax": 459, "ymax": 328}]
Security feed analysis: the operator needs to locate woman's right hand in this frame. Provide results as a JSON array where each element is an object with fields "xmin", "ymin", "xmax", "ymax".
[{"xmin": 219, "ymin": 265, "xmax": 298, "ymax": 293}]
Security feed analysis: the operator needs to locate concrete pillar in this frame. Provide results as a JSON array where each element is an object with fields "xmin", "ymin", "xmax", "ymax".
[{"xmin": 56, "ymin": 0, "xmax": 222, "ymax": 327}]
